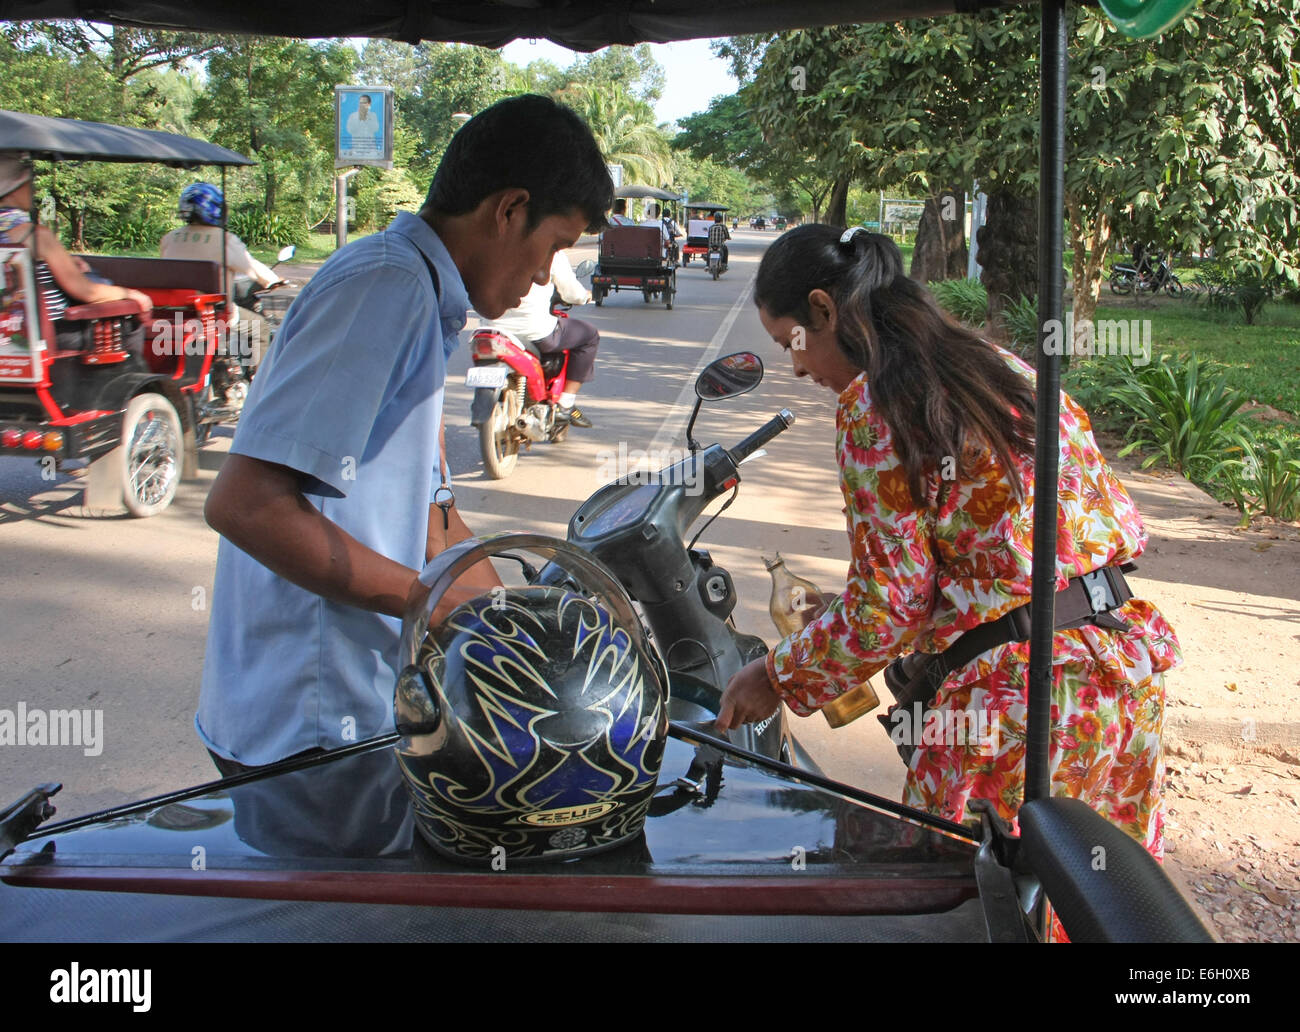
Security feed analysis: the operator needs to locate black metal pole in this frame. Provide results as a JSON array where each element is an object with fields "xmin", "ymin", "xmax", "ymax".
[
  {"xmin": 220, "ymin": 165, "xmax": 228, "ymax": 304},
  {"xmin": 23, "ymin": 733, "xmax": 400, "ymax": 840},
  {"xmin": 1026, "ymin": 0, "xmax": 1069, "ymax": 806}
]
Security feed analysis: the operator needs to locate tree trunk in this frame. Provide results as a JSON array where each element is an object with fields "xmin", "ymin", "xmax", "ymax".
[
  {"xmin": 976, "ymin": 188, "xmax": 1038, "ymax": 329},
  {"xmin": 823, "ymin": 175, "xmax": 851, "ymax": 230},
  {"xmin": 1066, "ymin": 195, "xmax": 1113, "ymax": 357},
  {"xmin": 909, "ymin": 188, "xmax": 967, "ymax": 282}
]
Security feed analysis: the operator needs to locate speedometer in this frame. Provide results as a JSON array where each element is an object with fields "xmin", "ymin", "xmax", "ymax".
[{"xmin": 574, "ymin": 484, "xmax": 662, "ymax": 539}]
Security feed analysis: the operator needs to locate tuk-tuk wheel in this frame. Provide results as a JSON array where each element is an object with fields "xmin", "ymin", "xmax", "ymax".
[{"xmin": 120, "ymin": 392, "xmax": 183, "ymax": 518}]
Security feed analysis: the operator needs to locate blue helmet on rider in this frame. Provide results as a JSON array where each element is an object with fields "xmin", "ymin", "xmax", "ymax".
[{"xmin": 179, "ymin": 182, "xmax": 225, "ymax": 227}]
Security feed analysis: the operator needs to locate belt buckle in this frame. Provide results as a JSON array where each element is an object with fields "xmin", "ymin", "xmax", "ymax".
[{"xmin": 1079, "ymin": 567, "xmax": 1119, "ymax": 614}]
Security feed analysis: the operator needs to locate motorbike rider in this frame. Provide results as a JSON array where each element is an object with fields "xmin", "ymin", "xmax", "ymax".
[
  {"xmin": 159, "ymin": 182, "xmax": 284, "ymax": 369},
  {"xmin": 708, "ymin": 211, "xmax": 731, "ymax": 271},
  {"xmin": 482, "ymin": 248, "xmax": 599, "ymax": 428},
  {"xmin": 198, "ymin": 95, "xmax": 613, "ymax": 775},
  {"xmin": 717, "ymin": 225, "xmax": 1181, "ymax": 874}
]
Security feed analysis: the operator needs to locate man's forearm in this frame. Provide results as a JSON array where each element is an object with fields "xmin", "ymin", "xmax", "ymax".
[{"xmin": 207, "ymin": 454, "xmax": 417, "ymax": 619}]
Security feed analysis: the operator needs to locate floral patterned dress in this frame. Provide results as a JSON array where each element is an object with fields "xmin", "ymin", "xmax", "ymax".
[{"xmin": 768, "ymin": 348, "xmax": 1181, "ymax": 858}]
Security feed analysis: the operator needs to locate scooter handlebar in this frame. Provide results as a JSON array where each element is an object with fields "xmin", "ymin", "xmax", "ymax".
[{"xmin": 728, "ymin": 409, "xmax": 795, "ymax": 466}]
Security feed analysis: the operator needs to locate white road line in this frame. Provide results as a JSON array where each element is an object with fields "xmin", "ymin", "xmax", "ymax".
[{"xmin": 648, "ymin": 274, "xmax": 755, "ymax": 456}]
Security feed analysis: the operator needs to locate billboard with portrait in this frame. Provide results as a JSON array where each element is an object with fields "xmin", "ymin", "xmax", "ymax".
[{"xmin": 335, "ymin": 86, "xmax": 394, "ymax": 169}]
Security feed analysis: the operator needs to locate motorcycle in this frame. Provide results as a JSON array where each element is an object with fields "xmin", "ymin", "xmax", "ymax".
[
  {"xmin": 708, "ymin": 243, "xmax": 725, "ymax": 280},
  {"xmin": 1109, "ymin": 250, "xmax": 1184, "ymax": 297},
  {"xmin": 197, "ymin": 244, "xmax": 300, "ymax": 442},
  {"xmin": 467, "ymin": 259, "xmax": 595, "ymax": 479},
  {"xmin": 538, "ymin": 350, "xmax": 811, "ymax": 765},
  {"xmin": 233, "ymin": 244, "xmax": 300, "ymax": 349}
]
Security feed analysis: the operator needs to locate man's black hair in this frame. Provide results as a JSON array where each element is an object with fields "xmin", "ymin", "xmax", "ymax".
[
  {"xmin": 423, "ymin": 94, "xmax": 613, "ymax": 234},
  {"xmin": 360, "ymin": 94, "xmax": 372, "ymax": 104}
]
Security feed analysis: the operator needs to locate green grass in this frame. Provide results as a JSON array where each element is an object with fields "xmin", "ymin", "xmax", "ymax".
[
  {"xmin": 1096, "ymin": 301, "xmax": 1300, "ymax": 417},
  {"xmin": 263, "ymin": 230, "xmax": 376, "ymax": 265}
]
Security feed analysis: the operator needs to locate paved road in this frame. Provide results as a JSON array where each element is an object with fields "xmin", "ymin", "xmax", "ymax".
[{"xmin": 0, "ymin": 228, "xmax": 904, "ymax": 821}]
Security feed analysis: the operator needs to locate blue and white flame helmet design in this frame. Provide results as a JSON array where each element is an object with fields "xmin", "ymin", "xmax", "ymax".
[{"xmin": 394, "ymin": 535, "xmax": 669, "ymax": 863}]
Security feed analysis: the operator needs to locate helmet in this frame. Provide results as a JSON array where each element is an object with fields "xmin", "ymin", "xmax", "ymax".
[
  {"xmin": 394, "ymin": 534, "xmax": 669, "ymax": 864},
  {"xmin": 179, "ymin": 182, "xmax": 225, "ymax": 226}
]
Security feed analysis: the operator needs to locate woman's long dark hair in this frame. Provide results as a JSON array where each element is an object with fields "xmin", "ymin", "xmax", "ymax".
[{"xmin": 755, "ymin": 225, "xmax": 1037, "ymax": 508}]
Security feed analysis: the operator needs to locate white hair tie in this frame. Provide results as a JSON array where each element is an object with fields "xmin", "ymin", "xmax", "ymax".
[{"xmin": 839, "ymin": 226, "xmax": 868, "ymax": 248}]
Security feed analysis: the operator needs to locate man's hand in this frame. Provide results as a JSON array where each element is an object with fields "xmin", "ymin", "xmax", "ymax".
[{"xmin": 715, "ymin": 657, "xmax": 781, "ymax": 732}]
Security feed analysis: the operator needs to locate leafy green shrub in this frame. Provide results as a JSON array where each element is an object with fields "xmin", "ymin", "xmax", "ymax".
[
  {"xmin": 1111, "ymin": 354, "xmax": 1249, "ymax": 477},
  {"xmin": 228, "ymin": 207, "xmax": 307, "ymax": 248},
  {"xmin": 92, "ymin": 210, "xmax": 172, "ymax": 252},
  {"xmin": 1210, "ymin": 428, "xmax": 1300, "ymax": 524},
  {"xmin": 1000, "ymin": 294, "xmax": 1040, "ymax": 360},
  {"xmin": 1063, "ymin": 355, "xmax": 1131, "ymax": 432},
  {"xmin": 930, "ymin": 278, "xmax": 988, "ymax": 326},
  {"xmin": 1195, "ymin": 259, "xmax": 1279, "ymax": 325}
]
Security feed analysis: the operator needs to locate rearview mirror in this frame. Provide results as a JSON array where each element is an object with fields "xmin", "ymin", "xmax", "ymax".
[
  {"xmin": 695, "ymin": 352, "xmax": 763, "ymax": 401},
  {"xmin": 276, "ymin": 245, "xmax": 296, "ymax": 263},
  {"xmin": 574, "ymin": 259, "xmax": 595, "ymax": 279}
]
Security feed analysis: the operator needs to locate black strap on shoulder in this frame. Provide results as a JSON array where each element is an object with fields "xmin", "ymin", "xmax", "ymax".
[{"xmin": 416, "ymin": 249, "xmax": 441, "ymax": 302}]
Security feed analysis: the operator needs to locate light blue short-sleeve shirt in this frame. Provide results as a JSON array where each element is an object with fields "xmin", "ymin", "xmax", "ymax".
[{"xmin": 197, "ymin": 212, "xmax": 469, "ymax": 766}]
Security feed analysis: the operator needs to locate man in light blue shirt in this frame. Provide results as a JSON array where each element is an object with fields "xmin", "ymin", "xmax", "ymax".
[{"xmin": 199, "ymin": 95, "xmax": 614, "ymax": 772}]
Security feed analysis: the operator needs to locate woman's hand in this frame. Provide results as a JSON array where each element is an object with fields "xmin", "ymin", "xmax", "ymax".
[
  {"xmin": 123, "ymin": 288, "xmax": 153, "ymax": 315},
  {"xmin": 798, "ymin": 590, "xmax": 839, "ymax": 629},
  {"xmin": 715, "ymin": 656, "xmax": 781, "ymax": 732}
]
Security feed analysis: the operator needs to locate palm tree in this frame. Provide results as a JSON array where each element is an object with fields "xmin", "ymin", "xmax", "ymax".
[{"xmin": 558, "ymin": 82, "xmax": 673, "ymax": 187}]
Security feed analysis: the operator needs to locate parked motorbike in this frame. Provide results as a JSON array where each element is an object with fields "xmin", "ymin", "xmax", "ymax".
[
  {"xmin": 1109, "ymin": 250, "xmax": 1184, "ymax": 297},
  {"xmin": 537, "ymin": 350, "xmax": 819, "ymax": 766},
  {"xmin": 467, "ymin": 259, "xmax": 595, "ymax": 479}
]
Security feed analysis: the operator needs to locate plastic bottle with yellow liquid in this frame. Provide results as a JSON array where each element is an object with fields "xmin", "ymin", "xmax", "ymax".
[{"xmin": 763, "ymin": 553, "xmax": 880, "ymax": 728}]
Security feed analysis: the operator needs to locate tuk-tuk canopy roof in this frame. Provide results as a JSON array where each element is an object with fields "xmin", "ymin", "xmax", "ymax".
[
  {"xmin": 686, "ymin": 203, "xmax": 730, "ymax": 213},
  {"xmin": 0, "ymin": 109, "xmax": 255, "ymax": 167},
  {"xmin": 0, "ymin": 1, "xmax": 1015, "ymax": 49},
  {"xmin": 615, "ymin": 184, "xmax": 681, "ymax": 202}
]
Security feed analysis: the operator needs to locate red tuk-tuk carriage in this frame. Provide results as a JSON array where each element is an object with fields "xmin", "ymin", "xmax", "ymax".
[
  {"xmin": 0, "ymin": 0, "xmax": 1213, "ymax": 948},
  {"xmin": 0, "ymin": 110, "xmax": 255, "ymax": 516}
]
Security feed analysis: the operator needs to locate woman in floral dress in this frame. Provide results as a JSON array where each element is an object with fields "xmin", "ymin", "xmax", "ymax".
[{"xmin": 716, "ymin": 226, "xmax": 1180, "ymax": 858}]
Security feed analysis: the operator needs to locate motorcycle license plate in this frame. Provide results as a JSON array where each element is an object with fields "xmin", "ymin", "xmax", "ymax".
[{"xmin": 465, "ymin": 366, "xmax": 508, "ymax": 389}]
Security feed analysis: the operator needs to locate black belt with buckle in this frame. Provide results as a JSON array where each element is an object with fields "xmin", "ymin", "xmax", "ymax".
[{"xmin": 879, "ymin": 562, "xmax": 1137, "ymax": 765}]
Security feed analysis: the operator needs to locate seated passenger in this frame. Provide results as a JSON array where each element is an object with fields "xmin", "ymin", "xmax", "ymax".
[
  {"xmin": 0, "ymin": 155, "xmax": 153, "ymax": 348},
  {"xmin": 638, "ymin": 203, "xmax": 678, "ymax": 262}
]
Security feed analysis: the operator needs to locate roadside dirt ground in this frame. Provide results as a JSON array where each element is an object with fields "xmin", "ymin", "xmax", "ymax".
[{"xmin": 1101, "ymin": 438, "xmax": 1300, "ymax": 942}]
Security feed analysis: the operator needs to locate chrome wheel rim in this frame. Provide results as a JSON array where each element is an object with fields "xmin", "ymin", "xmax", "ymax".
[{"xmin": 127, "ymin": 407, "xmax": 180, "ymax": 507}]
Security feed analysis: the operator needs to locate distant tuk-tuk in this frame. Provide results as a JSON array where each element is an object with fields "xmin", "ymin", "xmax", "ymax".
[
  {"xmin": 0, "ymin": 110, "xmax": 255, "ymax": 516},
  {"xmin": 592, "ymin": 183, "xmax": 680, "ymax": 309},
  {"xmin": 681, "ymin": 203, "xmax": 729, "ymax": 267}
]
